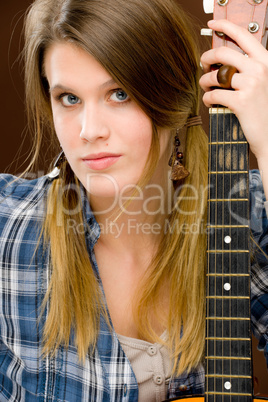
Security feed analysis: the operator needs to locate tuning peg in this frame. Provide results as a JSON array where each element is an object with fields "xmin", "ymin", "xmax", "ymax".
[
  {"xmin": 203, "ymin": 0, "xmax": 214, "ymax": 14},
  {"xmin": 201, "ymin": 28, "xmax": 213, "ymax": 36}
]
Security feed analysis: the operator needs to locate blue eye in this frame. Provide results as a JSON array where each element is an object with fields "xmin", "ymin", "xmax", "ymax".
[
  {"xmin": 110, "ymin": 89, "xmax": 129, "ymax": 102},
  {"xmin": 61, "ymin": 94, "xmax": 81, "ymax": 106}
]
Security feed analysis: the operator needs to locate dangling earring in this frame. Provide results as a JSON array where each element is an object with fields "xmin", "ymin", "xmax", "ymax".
[
  {"xmin": 169, "ymin": 129, "xmax": 189, "ymax": 181},
  {"xmin": 53, "ymin": 150, "xmax": 66, "ymax": 168},
  {"xmin": 48, "ymin": 150, "xmax": 66, "ymax": 179}
]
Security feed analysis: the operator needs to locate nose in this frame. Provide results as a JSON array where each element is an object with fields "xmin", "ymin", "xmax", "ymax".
[{"xmin": 80, "ymin": 104, "xmax": 110, "ymax": 143}]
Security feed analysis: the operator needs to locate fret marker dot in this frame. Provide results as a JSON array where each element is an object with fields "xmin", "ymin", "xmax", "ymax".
[
  {"xmin": 224, "ymin": 236, "xmax": 232, "ymax": 244},
  {"xmin": 224, "ymin": 283, "xmax": 231, "ymax": 291},
  {"xmin": 224, "ymin": 381, "xmax": 232, "ymax": 390}
]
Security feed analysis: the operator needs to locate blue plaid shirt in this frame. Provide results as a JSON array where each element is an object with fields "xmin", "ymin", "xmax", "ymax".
[{"xmin": 0, "ymin": 170, "xmax": 267, "ymax": 401}]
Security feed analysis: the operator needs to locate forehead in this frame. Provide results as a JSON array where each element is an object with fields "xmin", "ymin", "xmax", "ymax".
[{"xmin": 44, "ymin": 42, "xmax": 113, "ymax": 88}]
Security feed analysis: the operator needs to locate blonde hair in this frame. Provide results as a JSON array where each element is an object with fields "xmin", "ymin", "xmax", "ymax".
[{"xmin": 24, "ymin": 0, "xmax": 208, "ymax": 374}]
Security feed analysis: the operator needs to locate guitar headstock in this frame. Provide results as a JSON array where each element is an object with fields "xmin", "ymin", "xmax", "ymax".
[{"xmin": 203, "ymin": 0, "xmax": 268, "ymax": 51}]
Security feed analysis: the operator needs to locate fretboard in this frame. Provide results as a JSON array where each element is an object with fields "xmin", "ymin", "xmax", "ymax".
[{"xmin": 206, "ymin": 107, "xmax": 252, "ymax": 401}]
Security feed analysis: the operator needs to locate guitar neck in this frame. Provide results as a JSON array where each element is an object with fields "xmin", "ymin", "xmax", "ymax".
[{"xmin": 206, "ymin": 107, "xmax": 252, "ymax": 400}]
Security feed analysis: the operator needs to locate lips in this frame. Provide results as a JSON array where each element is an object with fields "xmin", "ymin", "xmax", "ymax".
[{"xmin": 82, "ymin": 153, "xmax": 122, "ymax": 170}]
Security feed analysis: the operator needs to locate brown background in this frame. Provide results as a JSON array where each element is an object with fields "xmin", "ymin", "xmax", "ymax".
[{"xmin": 1, "ymin": 0, "xmax": 267, "ymax": 395}]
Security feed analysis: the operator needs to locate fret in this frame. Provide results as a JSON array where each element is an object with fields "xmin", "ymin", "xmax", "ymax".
[
  {"xmin": 207, "ymin": 250, "xmax": 249, "ymax": 253},
  {"xmin": 206, "ymin": 392, "xmax": 252, "ymax": 396},
  {"xmin": 206, "ymin": 356, "xmax": 251, "ymax": 360},
  {"xmin": 208, "ymin": 198, "xmax": 248, "ymax": 202},
  {"xmin": 207, "ymin": 169, "xmax": 248, "ymax": 179},
  {"xmin": 209, "ymin": 141, "xmax": 247, "ymax": 145},
  {"xmin": 206, "ymin": 317, "xmax": 250, "ymax": 321},
  {"xmin": 209, "ymin": 170, "xmax": 248, "ymax": 174},
  {"xmin": 206, "ymin": 374, "xmax": 251, "ymax": 379},
  {"xmin": 207, "ymin": 273, "xmax": 249, "ymax": 277},
  {"xmin": 207, "ymin": 225, "xmax": 248, "ymax": 228},
  {"xmin": 206, "ymin": 337, "xmax": 251, "ymax": 341},
  {"xmin": 207, "ymin": 296, "xmax": 249, "ymax": 299}
]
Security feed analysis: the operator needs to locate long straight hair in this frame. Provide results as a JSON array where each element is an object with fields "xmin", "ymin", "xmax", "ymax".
[{"xmin": 24, "ymin": 0, "xmax": 208, "ymax": 374}]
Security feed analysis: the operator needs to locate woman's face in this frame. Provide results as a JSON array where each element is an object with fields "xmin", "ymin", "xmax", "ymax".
[{"xmin": 44, "ymin": 42, "xmax": 170, "ymax": 200}]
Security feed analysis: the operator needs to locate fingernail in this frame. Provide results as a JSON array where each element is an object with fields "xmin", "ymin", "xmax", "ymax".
[{"xmin": 208, "ymin": 19, "xmax": 216, "ymax": 25}]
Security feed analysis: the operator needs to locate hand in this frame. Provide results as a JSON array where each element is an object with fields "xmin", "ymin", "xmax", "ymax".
[{"xmin": 199, "ymin": 19, "xmax": 268, "ymax": 166}]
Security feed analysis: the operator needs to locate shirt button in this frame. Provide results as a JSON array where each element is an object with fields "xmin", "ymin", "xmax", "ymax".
[
  {"xmin": 123, "ymin": 384, "xmax": 127, "ymax": 396},
  {"xmin": 179, "ymin": 384, "xmax": 188, "ymax": 392},
  {"xmin": 154, "ymin": 374, "xmax": 163, "ymax": 385},
  {"xmin": 147, "ymin": 346, "xmax": 157, "ymax": 356}
]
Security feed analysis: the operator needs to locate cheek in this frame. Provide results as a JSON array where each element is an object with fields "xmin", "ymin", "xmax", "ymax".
[
  {"xmin": 51, "ymin": 107, "xmax": 64, "ymax": 141},
  {"xmin": 127, "ymin": 115, "xmax": 153, "ymax": 153},
  {"xmin": 52, "ymin": 110, "xmax": 79, "ymax": 148}
]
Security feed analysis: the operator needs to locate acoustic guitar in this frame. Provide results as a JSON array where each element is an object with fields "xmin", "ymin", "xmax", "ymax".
[{"xmin": 166, "ymin": 0, "xmax": 268, "ymax": 400}]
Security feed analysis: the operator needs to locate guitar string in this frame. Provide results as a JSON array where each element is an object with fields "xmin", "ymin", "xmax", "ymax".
[
  {"xmin": 222, "ymin": 73, "xmax": 227, "ymax": 402},
  {"xmin": 247, "ymin": 6, "xmax": 255, "ymax": 395},
  {"xmin": 223, "ymin": 108, "xmax": 226, "ymax": 402},
  {"xmin": 221, "ymin": 106, "xmax": 224, "ymax": 402},
  {"xmin": 221, "ymin": 7, "xmax": 232, "ymax": 395},
  {"xmin": 237, "ymin": 116, "xmax": 240, "ymax": 400},
  {"xmin": 222, "ymin": 13, "xmax": 226, "ymax": 399},
  {"xmin": 215, "ymin": 109, "xmax": 218, "ymax": 402},
  {"xmin": 240, "ymin": 6, "xmax": 253, "ymax": 397},
  {"xmin": 231, "ymin": 110, "xmax": 233, "ymax": 402},
  {"xmin": 208, "ymin": 105, "xmax": 213, "ymax": 401},
  {"xmin": 224, "ymin": 108, "xmax": 227, "ymax": 402}
]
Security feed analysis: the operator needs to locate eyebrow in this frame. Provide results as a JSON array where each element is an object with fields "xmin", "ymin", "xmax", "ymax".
[{"xmin": 49, "ymin": 78, "xmax": 118, "ymax": 94}]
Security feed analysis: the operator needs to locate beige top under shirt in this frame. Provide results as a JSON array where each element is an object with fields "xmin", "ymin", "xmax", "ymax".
[{"xmin": 117, "ymin": 333, "xmax": 172, "ymax": 402}]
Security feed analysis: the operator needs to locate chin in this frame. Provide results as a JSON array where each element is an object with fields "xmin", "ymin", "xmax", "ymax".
[{"xmin": 81, "ymin": 174, "xmax": 120, "ymax": 198}]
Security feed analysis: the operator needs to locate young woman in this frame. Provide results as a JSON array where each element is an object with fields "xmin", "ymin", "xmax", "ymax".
[{"xmin": 0, "ymin": 0, "xmax": 267, "ymax": 400}]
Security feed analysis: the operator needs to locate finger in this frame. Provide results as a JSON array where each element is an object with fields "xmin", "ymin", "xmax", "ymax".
[
  {"xmin": 200, "ymin": 68, "xmax": 247, "ymax": 93},
  {"xmin": 200, "ymin": 45, "xmax": 266, "ymax": 79},
  {"xmin": 202, "ymin": 87, "xmax": 239, "ymax": 109},
  {"xmin": 200, "ymin": 46, "xmax": 246, "ymax": 73},
  {"xmin": 199, "ymin": 70, "xmax": 219, "ymax": 92},
  {"xmin": 207, "ymin": 19, "xmax": 266, "ymax": 58}
]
